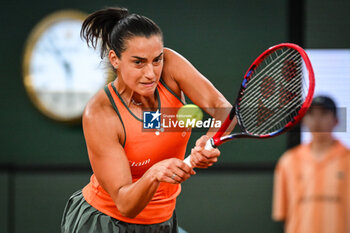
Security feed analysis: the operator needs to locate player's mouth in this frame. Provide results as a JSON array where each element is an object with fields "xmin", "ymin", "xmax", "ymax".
[{"xmin": 140, "ymin": 81, "xmax": 156, "ymax": 88}]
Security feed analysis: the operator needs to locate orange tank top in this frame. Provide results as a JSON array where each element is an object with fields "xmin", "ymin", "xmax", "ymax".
[{"xmin": 82, "ymin": 79, "xmax": 191, "ymax": 224}]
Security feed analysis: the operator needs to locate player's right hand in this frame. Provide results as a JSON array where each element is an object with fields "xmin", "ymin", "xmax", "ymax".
[
  {"xmin": 149, "ymin": 158, "xmax": 196, "ymax": 184},
  {"xmin": 190, "ymin": 135, "xmax": 221, "ymax": 168}
]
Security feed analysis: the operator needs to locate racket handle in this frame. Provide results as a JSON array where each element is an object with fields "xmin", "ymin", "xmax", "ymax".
[
  {"xmin": 183, "ymin": 139, "xmax": 214, "ymax": 167},
  {"xmin": 183, "ymin": 156, "xmax": 192, "ymax": 167},
  {"xmin": 204, "ymin": 138, "xmax": 215, "ymax": 150}
]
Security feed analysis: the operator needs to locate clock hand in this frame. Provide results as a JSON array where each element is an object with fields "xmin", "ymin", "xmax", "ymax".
[
  {"xmin": 63, "ymin": 60, "xmax": 72, "ymax": 78},
  {"xmin": 47, "ymin": 37, "xmax": 73, "ymax": 86}
]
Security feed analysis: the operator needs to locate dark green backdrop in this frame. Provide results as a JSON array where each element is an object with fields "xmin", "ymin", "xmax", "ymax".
[
  {"xmin": 2, "ymin": 0, "xmax": 288, "ymax": 166},
  {"xmin": 1, "ymin": 0, "xmax": 349, "ymax": 232}
]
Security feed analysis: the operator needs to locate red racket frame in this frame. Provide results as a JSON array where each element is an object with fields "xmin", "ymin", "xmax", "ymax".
[{"xmin": 211, "ymin": 43, "xmax": 315, "ymax": 147}]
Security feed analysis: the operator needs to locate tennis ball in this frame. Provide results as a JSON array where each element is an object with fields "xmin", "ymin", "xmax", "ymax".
[{"xmin": 176, "ymin": 104, "xmax": 203, "ymax": 127}]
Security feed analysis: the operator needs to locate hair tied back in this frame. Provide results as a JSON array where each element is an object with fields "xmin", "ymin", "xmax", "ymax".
[{"xmin": 80, "ymin": 7, "xmax": 129, "ymax": 58}]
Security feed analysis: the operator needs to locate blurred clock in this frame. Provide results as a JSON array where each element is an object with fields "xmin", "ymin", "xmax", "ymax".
[{"xmin": 23, "ymin": 10, "xmax": 113, "ymax": 123}]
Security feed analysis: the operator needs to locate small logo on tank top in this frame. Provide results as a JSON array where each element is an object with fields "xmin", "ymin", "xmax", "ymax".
[{"xmin": 129, "ymin": 159, "xmax": 151, "ymax": 167}]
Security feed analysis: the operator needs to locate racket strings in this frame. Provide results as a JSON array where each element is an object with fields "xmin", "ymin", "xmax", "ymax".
[
  {"xmin": 238, "ymin": 48, "xmax": 309, "ymax": 135},
  {"xmin": 243, "ymin": 73, "xmax": 304, "ymax": 134},
  {"xmin": 244, "ymin": 70, "xmax": 305, "ymax": 134},
  {"xmin": 241, "ymin": 49, "xmax": 302, "ymax": 104},
  {"xmin": 239, "ymin": 53, "xmax": 304, "ymax": 117},
  {"xmin": 242, "ymin": 48, "xmax": 295, "ymax": 93},
  {"xmin": 240, "ymin": 63, "xmax": 303, "ymax": 116},
  {"xmin": 243, "ymin": 50, "xmax": 291, "ymax": 91},
  {"xmin": 250, "ymin": 71, "xmax": 305, "ymax": 133},
  {"xmin": 250, "ymin": 90, "xmax": 303, "ymax": 134},
  {"xmin": 241, "ymin": 60, "xmax": 304, "ymax": 120},
  {"xmin": 240, "ymin": 57, "xmax": 304, "ymax": 112}
]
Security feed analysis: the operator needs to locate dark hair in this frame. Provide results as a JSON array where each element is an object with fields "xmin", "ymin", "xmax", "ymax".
[
  {"xmin": 309, "ymin": 95, "xmax": 337, "ymax": 117},
  {"xmin": 81, "ymin": 7, "xmax": 163, "ymax": 58}
]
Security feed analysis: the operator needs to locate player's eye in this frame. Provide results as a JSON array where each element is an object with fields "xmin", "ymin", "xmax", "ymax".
[{"xmin": 153, "ymin": 56, "xmax": 163, "ymax": 64}]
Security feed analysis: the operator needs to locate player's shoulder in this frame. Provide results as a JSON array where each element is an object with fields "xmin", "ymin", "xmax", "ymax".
[
  {"xmin": 163, "ymin": 47, "xmax": 181, "ymax": 59},
  {"xmin": 83, "ymin": 88, "xmax": 118, "ymax": 128},
  {"xmin": 161, "ymin": 48, "xmax": 186, "ymax": 95},
  {"xmin": 163, "ymin": 47, "xmax": 191, "ymax": 70}
]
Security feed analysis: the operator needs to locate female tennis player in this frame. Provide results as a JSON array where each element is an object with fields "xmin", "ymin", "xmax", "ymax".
[{"xmin": 61, "ymin": 7, "xmax": 231, "ymax": 233}]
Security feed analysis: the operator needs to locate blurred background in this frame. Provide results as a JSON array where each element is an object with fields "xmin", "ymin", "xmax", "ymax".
[{"xmin": 1, "ymin": 0, "xmax": 349, "ymax": 232}]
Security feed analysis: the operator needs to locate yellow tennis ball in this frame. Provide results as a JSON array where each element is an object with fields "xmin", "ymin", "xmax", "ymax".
[{"xmin": 176, "ymin": 104, "xmax": 203, "ymax": 127}]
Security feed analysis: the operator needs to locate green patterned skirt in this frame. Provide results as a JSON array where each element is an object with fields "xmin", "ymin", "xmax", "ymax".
[{"xmin": 61, "ymin": 190, "xmax": 179, "ymax": 233}]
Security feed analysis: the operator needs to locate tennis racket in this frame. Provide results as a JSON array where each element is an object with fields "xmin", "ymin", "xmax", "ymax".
[{"xmin": 184, "ymin": 43, "xmax": 315, "ymax": 167}]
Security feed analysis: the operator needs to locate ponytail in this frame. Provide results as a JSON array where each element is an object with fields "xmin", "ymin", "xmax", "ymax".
[
  {"xmin": 81, "ymin": 7, "xmax": 162, "ymax": 59},
  {"xmin": 81, "ymin": 7, "xmax": 129, "ymax": 58}
]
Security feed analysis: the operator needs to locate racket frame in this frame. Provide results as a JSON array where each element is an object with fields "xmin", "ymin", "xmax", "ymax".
[{"xmin": 210, "ymin": 43, "xmax": 315, "ymax": 148}]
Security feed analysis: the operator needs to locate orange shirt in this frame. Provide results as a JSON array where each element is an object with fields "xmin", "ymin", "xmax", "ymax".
[
  {"xmin": 272, "ymin": 140, "xmax": 350, "ymax": 233},
  {"xmin": 83, "ymin": 80, "xmax": 191, "ymax": 224}
]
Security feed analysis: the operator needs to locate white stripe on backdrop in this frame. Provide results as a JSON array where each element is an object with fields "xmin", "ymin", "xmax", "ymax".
[{"xmin": 301, "ymin": 49, "xmax": 350, "ymax": 148}]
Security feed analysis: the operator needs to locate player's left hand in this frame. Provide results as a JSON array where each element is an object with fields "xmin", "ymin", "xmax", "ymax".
[{"xmin": 189, "ymin": 135, "xmax": 220, "ymax": 168}]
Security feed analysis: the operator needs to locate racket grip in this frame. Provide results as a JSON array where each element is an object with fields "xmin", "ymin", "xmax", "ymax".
[
  {"xmin": 183, "ymin": 139, "xmax": 214, "ymax": 167},
  {"xmin": 204, "ymin": 138, "xmax": 214, "ymax": 150},
  {"xmin": 183, "ymin": 156, "xmax": 192, "ymax": 167}
]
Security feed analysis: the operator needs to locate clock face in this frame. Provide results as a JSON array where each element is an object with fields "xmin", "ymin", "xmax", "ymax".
[{"xmin": 23, "ymin": 10, "xmax": 112, "ymax": 122}]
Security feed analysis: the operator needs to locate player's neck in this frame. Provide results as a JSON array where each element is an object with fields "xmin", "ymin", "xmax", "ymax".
[
  {"xmin": 114, "ymin": 79, "xmax": 158, "ymax": 109},
  {"xmin": 310, "ymin": 134, "xmax": 336, "ymax": 159}
]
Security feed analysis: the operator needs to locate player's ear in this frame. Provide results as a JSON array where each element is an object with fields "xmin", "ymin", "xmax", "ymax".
[{"xmin": 109, "ymin": 50, "xmax": 120, "ymax": 69}]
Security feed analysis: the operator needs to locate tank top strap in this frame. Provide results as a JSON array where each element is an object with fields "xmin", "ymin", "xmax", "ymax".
[
  {"xmin": 158, "ymin": 79, "xmax": 185, "ymax": 105},
  {"xmin": 103, "ymin": 84, "xmax": 127, "ymax": 147}
]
